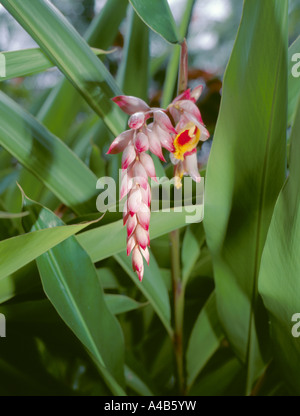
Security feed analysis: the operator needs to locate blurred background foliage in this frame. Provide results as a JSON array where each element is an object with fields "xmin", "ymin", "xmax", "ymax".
[
  {"xmin": 0, "ymin": 0, "xmax": 296, "ymax": 108},
  {"xmin": 0, "ymin": 0, "xmax": 298, "ymax": 136}
]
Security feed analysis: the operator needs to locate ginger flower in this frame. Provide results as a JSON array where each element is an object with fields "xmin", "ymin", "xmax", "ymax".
[
  {"xmin": 167, "ymin": 85, "xmax": 210, "ymax": 188},
  {"xmin": 107, "ymin": 88, "xmax": 209, "ymax": 281}
]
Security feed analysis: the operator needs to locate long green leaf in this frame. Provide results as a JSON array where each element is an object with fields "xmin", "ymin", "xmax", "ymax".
[
  {"xmin": 186, "ymin": 292, "xmax": 224, "ymax": 389},
  {"xmin": 181, "ymin": 225, "xmax": 201, "ymax": 288},
  {"xmin": 0, "ymin": 91, "xmax": 98, "ymax": 214},
  {"xmin": 258, "ymin": 98, "xmax": 300, "ymax": 393},
  {"xmin": 124, "ymin": 365, "xmax": 154, "ymax": 396},
  {"xmin": 105, "ymin": 294, "xmax": 147, "ymax": 315},
  {"xmin": 114, "ymin": 250, "xmax": 172, "ymax": 337},
  {"xmin": 288, "ymin": 36, "xmax": 300, "ymax": 126},
  {"xmin": 162, "ymin": 0, "xmax": 196, "ymax": 107},
  {"xmin": 0, "ymin": 221, "xmax": 94, "ymax": 282},
  {"xmin": 129, "ymin": 0, "xmax": 181, "ymax": 44},
  {"xmin": 9, "ymin": 0, "xmax": 128, "ymax": 216},
  {"xmin": 2, "ymin": 0, "xmax": 126, "ymax": 136},
  {"xmin": 22, "ymin": 196, "xmax": 126, "ymax": 396},
  {"xmin": 0, "ymin": 47, "xmax": 112, "ymax": 82},
  {"xmin": 38, "ymin": 0, "xmax": 128, "ymax": 139},
  {"xmin": 0, "ymin": 211, "xmax": 28, "ymax": 219},
  {"xmin": 78, "ymin": 206, "xmax": 203, "ymax": 263},
  {"xmin": 203, "ymin": 0, "xmax": 288, "ymax": 393},
  {"xmin": 0, "ymin": 263, "xmax": 40, "ymax": 304},
  {"xmin": 117, "ymin": 6, "xmax": 149, "ymax": 100}
]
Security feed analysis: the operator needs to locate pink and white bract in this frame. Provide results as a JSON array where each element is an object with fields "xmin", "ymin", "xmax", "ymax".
[{"xmin": 108, "ymin": 87, "xmax": 209, "ymax": 281}]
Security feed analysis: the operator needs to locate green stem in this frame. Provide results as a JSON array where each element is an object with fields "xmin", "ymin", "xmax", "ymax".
[
  {"xmin": 169, "ymin": 38, "xmax": 190, "ymax": 395},
  {"xmin": 170, "ymin": 229, "xmax": 185, "ymax": 394}
]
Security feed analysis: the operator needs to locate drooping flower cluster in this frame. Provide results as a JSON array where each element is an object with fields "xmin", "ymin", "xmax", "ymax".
[
  {"xmin": 167, "ymin": 85, "xmax": 210, "ymax": 189},
  {"xmin": 107, "ymin": 86, "xmax": 209, "ymax": 281}
]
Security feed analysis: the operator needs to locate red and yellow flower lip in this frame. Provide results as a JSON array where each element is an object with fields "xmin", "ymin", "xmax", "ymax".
[{"xmin": 173, "ymin": 122, "xmax": 200, "ymax": 161}]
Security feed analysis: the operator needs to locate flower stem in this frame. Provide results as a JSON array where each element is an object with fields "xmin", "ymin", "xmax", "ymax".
[
  {"xmin": 170, "ymin": 40, "xmax": 189, "ymax": 395},
  {"xmin": 178, "ymin": 39, "xmax": 188, "ymax": 95},
  {"xmin": 170, "ymin": 229, "xmax": 185, "ymax": 394}
]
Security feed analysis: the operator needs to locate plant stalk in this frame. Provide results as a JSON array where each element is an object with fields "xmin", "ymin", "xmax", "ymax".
[
  {"xmin": 170, "ymin": 229, "xmax": 185, "ymax": 394},
  {"xmin": 170, "ymin": 39, "xmax": 189, "ymax": 395}
]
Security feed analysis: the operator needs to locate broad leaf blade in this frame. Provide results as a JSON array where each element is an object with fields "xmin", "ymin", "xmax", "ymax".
[
  {"xmin": 114, "ymin": 250, "xmax": 172, "ymax": 337},
  {"xmin": 38, "ymin": 0, "xmax": 128, "ymax": 139},
  {"xmin": 0, "ymin": 222, "xmax": 93, "ymax": 281},
  {"xmin": 129, "ymin": 0, "xmax": 181, "ymax": 44},
  {"xmin": 203, "ymin": 0, "xmax": 288, "ymax": 393},
  {"xmin": 105, "ymin": 294, "xmax": 147, "ymax": 315},
  {"xmin": 2, "ymin": 0, "xmax": 126, "ymax": 136},
  {"xmin": 117, "ymin": 6, "xmax": 149, "ymax": 100},
  {"xmin": 23, "ymin": 197, "xmax": 126, "ymax": 396},
  {"xmin": 0, "ymin": 263, "xmax": 40, "ymax": 304},
  {"xmin": 258, "ymin": 98, "xmax": 300, "ymax": 393},
  {"xmin": 124, "ymin": 365, "xmax": 154, "ymax": 396},
  {"xmin": 78, "ymin": 206, "xmax": 204, "ymax": 263},
  {"xmin": 0, "ymin": 47, "xmax": 112, "ymax": 82},
  {"xmin": 0, "ymin": 91, "xmax": 98, "ymax": 214},
  {"xmin": 181, "ymin": 226, "xmax": 201, "ymax": 287},
  {"xmin": 288, "ymin": 36, "xmax": 300, "ymax": 126},
  {"xmin": 186, "ymin": 292, "xmax": 224, "ymax": 389}
]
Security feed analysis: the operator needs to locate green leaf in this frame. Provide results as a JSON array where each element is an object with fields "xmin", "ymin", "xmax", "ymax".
[
  {"xmin": 0, "ymin": 168, "xmax": 19, "ymax": 196},
  {"xmin": 129, "ymin": 0, "xmax": 182, "ymax": 44},
  {"xmin": 188, "ymin": 350, "xmax": 245, "ymax": 396},
  {"xmin": 288, "ymin": 36, "xmax": 300, "ymax": 126},
  {"xmin": 0, "ymin": 211, "xmax": 28, "ymax": 219},
  {"xmin": 38, "ymin": 0, "xmax": 128, "ymax": 139},
  {"xmin": 0, "ymin": 47, "xmax": 113, "ymax": 82},
  {"xmin": 96, "ymin": 268, "xmax": 119, "ymax": 290},
  {"xmin": 88, "ymin": 144, "xmax": 106, "ymax": 178},
  {"xmin": 23, "ymin": 196, "xmax": 126, "ymax": 396},
  {"xmin": 105, "ymin": 294, "xmax": 147, "ymax": 315},
  {"xmin": 86, "ymin": 0, "xmax": 129, "ymax": 49},
  {"xmin": 13, "ymin": 1, "xmax": 128, "ymax": 211},
  {"xmin": 124, "ymin": 365, "xmax": 154, "ymax": 396},
  {"xmin": 117, "ymin": 6, "xmax": 149, "ymax": 100},
  {"xmin": 78, "ymin": 207, "xmax": 203, "ymax": 263},
  {"xmin": 203, "ymin": 0, "xmax": 288, "ymax": 393},
  {"xmin": 2, "ymin": 0, "xmax": 126, "ymax": 136},
  {"xmin": 0, "ymin": 219, "xmax": 94, "ymax": 282},
  {"xmin": 0, "ymin": 263, "xmax": 41, "ymax": 304},
  {"xmin": 186, "ymin": 292, "xmax": 224, "ymax": 389},
  {"xmin": 181, "ymin": 226, "xmax": 201, "ymax": 288},
  {"xmin": 258, "ymin": 98, "xmax": 300, "ymax": 394},
  {"xmin": 114, "ymin": 250, "xmax": 172, "ymax": 337},
  {"xmin": 0, "ymin": 91, "xmax": 98, "ymax": 214},
  {"xmin": 162, "ymin": 0, "xmax": 196, "ymax": 107}
]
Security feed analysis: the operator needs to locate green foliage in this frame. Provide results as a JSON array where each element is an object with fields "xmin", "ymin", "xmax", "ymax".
[
  {"xmin": 0, "ymin": 47, "xmax": 112, "ymax": 82},
  {"xmin": 204, "ymin": 0, "xmax": 288, "ymax": 394},
  {"xmin": 259, "ymin": 98, "xmax": 300, "ymax": 394},
  {"xmin": 0, "ymin": 0, "xmax": 299, "ymax": 397},
  {"xmin": 128, "ymin": 0, "xmax": 182, "ymax": 44},
  {"xmin": 288, "ymin": 36, "xmax": 300, "ymax": 126}
]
